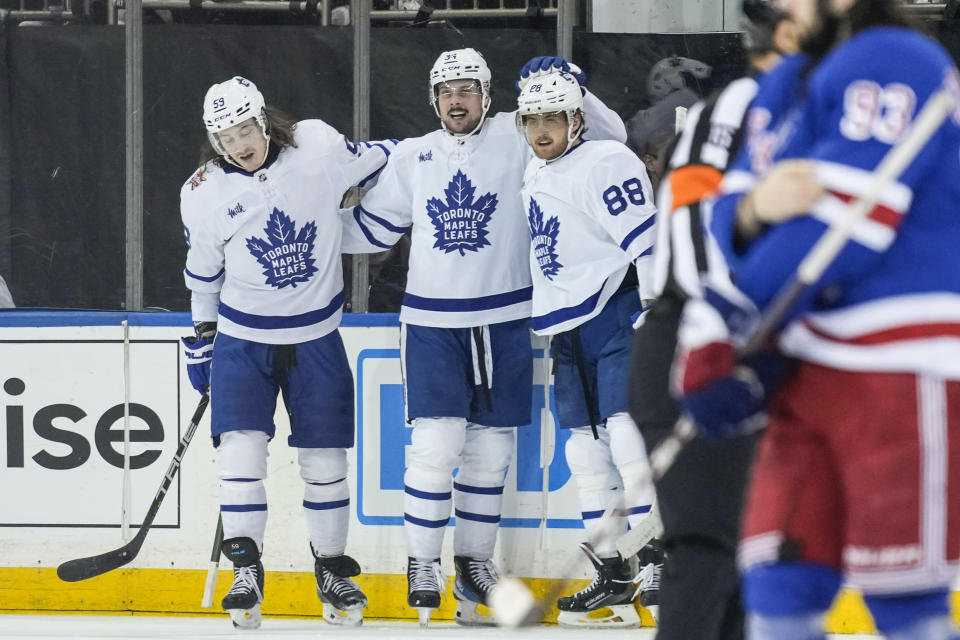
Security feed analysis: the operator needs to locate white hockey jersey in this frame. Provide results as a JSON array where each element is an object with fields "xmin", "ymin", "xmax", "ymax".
[
  {"xmin": 180, "ymin": 119, "xmax": 391, "ymax": 344},
  {"xmin": 342, "ymin": 90, "xmax": 627, "ymax": 328},
  {"xmin": 521, "ymin": 139, "xmax": 657, "ymax": 335}
]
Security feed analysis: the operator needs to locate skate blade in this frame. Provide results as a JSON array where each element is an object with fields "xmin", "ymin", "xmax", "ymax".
[
  {"xmin": 557, "ymin": 604, "xmax": 641, "ymax": 629},
  {"xmin": 322, "ymin": 602, "xmax": 364, "ymax": 627},
  {"xmin": 454, "ymin": 600, "xmax": 496, "ymax": 627},
  {"xmin": 228, "ymin": 604, "xmax": 262, "ymax": 630},
  {"xmin": 416, "ymin": 607, "xmax": 434, "ymax": 628}
]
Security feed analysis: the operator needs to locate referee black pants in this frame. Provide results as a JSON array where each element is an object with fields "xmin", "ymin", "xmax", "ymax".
[{"xmin": 628, "ymin": 294, "xmax": 758, "ymax": 640}]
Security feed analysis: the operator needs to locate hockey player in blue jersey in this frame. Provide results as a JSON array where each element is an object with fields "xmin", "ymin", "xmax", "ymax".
[
  {"xmin": 179, "ymin": 76, "xmax": 393, "ymax": 629},
  {"xmin": 516, "ymin": 71, "xmax": 662, "ymax": 628},
  {"xmin": 671, "ymin": 1, "xmax": 960, "ymax": 638},
  {"xmin": 339, "ymin": 48, "xmax": 627, "ymax": 626}
]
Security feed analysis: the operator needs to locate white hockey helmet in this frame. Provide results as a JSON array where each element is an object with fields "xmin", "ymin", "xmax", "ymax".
[
  {"xmin": 429, "ymin": 48, "xmax": 492, "ymax": 136},
  {"xmin": 516, "ymin": 70, "xmax": 584, "ymax": 159},
  {"xmin": 202, "ymin": 76, "xmax": 269, "ymax": 159}
]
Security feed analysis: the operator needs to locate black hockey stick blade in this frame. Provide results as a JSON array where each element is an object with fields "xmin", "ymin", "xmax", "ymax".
[
  {"xmin": 56, "ymin": 393, "xmax": 210, "ymax": 582},
  {"xmin": 56, "ymin": 529, "xmax": 148, "ymax": 582}
]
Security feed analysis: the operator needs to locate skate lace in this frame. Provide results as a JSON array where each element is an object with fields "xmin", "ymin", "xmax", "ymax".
[
  {"xmin": 409, "ymin": 559, "xmax": 444, "ymax": 594},
  {"xmin": 467, "ymin": 559, "xmax": 501, "ymax": 593},
  {"xmin": 227, "ymin": 565, "xmax": 262, "ymax": 601},
  {"xmin": 634, "ymin": 561, "xmax": 661, "ymax": 592},
  {"xmin": 320, "ymin": 567, "xmax": 358, "ymax": 598}
]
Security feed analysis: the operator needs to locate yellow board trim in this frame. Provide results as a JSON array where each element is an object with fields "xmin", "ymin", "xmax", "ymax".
[{"xmin": 1, "ymin": 566, "xmax": 958, "ymax": 631}]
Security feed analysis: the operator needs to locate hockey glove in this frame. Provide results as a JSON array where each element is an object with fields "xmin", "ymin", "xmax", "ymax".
[
  {"xmin": 181, "ymin": 321, "xmax": 216, "ymax": 394},
  {"xmin": 670, "ymin": 299, "xmax": 787, "ymax": 438},
  {"xmin": 517, "ymin": 56, "xmax": 586, "ymax": 91}
]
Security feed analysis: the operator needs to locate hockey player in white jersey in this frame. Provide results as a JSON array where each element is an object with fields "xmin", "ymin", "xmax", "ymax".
[
  {"xmin": 516, "ymin": 71, "xmax": 660, "ymax": 628},
  {"xmin": 180, "ymin": 76, "xmax": 393, "ymax": 629},
  {"xmin": 340, "ymin": 49, "xmax": 627, "ymax": 626}
]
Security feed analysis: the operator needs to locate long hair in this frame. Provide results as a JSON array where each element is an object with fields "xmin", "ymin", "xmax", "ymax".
[{"xmin": 197, "ymin": 106, "xmax": 298, "ymax": 169}]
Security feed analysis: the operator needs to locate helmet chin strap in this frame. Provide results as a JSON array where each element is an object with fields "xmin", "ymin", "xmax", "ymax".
[
  {"xmin": 546, "ymin": 111, "xmax": 584, "ymax": 164},
  {"xmin": 222, "ymin": 138, "xmax": 270, "ymax": 171}
]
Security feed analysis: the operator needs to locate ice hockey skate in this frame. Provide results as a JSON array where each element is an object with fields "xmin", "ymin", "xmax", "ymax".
[
  {"xmin": 452, "ymin": 555, "xmax": 500, "ymax": 626},
  {"xmin": 313, "ymin": 546, "xmax": 368, "ymax": 626},
  {"xmin": 636, "ymin": 540, "xmax": 664, "ymax": 624},
  {"xmin": 556, "ymin": 542, "xmax": 641, "ymax": 628},
  {"xmin": 220, "ymin": 537, "xmax": 264, "ymax": 630},
  {"xmin": 407, "ymin": 557, "xmax": 445, "ymax": 627}
]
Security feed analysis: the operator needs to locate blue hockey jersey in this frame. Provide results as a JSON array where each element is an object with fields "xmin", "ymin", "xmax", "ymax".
[{"xmin": 712, "ymin": 28, "xmax": 960, "ymax": 378}]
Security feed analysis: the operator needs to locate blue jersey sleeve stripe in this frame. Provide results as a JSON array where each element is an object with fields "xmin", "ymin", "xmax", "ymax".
[
  {"xmin": 619, "ymin": 216, "xmax": 656, "ymax": 252},
  {"xmin": 358, "ymin": 165, "xmax": 385, "ymax": 189},
  {"xmin": 357, "ymin": 204, "xmax": 410, "ymax": 234},
  {"xmin": 353, "ymin": 209, "xmax": 393, "ymax": 250},
  {"xmin": 403, "ymin": 286, "xmax": 533, "ymax": 312},
  {"xmin": 218, "ymin": 290, "xmax": 343, "ymax": 330},
  {"xmin": 184, "ymin": 267, "xmax": 225, "ymax": 283}
]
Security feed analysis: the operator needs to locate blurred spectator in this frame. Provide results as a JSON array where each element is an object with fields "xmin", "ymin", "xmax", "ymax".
[
  {"xmin": 625, "ymin": 56, "xmax": 711, "ymax": 190},
  {"xmin": 0, "ymin": 274, "xmax": 14, "ymax": 308}
]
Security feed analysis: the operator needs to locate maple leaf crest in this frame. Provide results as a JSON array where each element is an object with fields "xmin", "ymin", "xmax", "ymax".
[
  {"xmin": 527, "ymin": 197, "xmax": 563, "ymax": 280},
  {"xmin": 245, "ymin": 208, "xmax": 318, "ymax": 289},
  {"xmin": 425, "ymin": 170, "xmax": 498, "ymax": 256}
]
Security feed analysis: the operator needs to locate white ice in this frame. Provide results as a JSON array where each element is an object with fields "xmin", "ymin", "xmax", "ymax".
[{"xmin": 0, "ymin": 614, "xmax": 883, "ymax": 640}]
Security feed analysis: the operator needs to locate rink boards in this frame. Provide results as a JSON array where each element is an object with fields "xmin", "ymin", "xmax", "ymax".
[{"xmin": 0, "ymin": 310, "xmax": 940, "ymax": 631}]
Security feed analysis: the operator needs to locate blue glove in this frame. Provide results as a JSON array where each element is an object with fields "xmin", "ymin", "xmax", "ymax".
[
  {"xmin": 181, "ymin": 322, "xmax": 216, "ymax": 393},
  {"xmin": 671, "ymin": 299, "xmax": 786, "ymax": 438},
  {"xmin": 517, "ymin": 56, "xmax": 586, "ymax": 91}
]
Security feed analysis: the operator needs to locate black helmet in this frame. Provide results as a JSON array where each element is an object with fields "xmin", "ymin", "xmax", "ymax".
[{"xmin": 741, "ymin": 0, "xmax": 789, "ymax": 54}]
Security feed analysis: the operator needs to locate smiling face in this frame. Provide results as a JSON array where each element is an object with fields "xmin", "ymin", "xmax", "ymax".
[
  {"xmin": 435, "ymin": 79, "xmax": 486, "ymax": 135},
  {"xmin": 522, "ymin": 111, "xmax": 582, "ymax": 161},
  {"xmin": 213, "ymin": 117, "xmax": 268, "ymax": 172}
]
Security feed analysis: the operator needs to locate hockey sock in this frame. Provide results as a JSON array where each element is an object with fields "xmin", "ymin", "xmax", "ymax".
[
  {"xmin": 453, "ymin": 425, "xmax": 512, "ymax": 559},
  {"xmin": 404, "ymin": 466, "xmax": 453, "ymax": 560},
  {"xmin": 606, "ymin": 412, "xmax": 656, "ymax": 529},
  {"xmin": 865, "ymin": 589, "xmax": 957, "ymax": 640},
  {"xmin": 217, "ymin": 429, "xmax": 269, "ymax": 545},
  {"xmin": 743, "ymin": 563, "xmax": 841, "ymax": 640},
  {"xmin": 299, "ymin": 448, "xmax": 350, "ymax": 556},
  {"xmin": 566, "ymin": 426, "xmax": 625, "ymax": 557},
  {"xmin": 302, "ymin": 477, "xmax": 349, "ymax": 556},
  {"xmin": 220, "ymin": 478, "xmax": 268, "ymax": 546}
]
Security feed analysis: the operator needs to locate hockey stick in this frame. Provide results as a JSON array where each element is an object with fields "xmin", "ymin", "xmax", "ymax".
[
  {"xmin": 57, "ymin": 393, "xmax": 210, "ymax": 582},
  {"xmin": 494, "ymin": 88, "xmax": 955, "ymax": 628},
  {"xmin": 200, "ymin": 514, "xmax": 224, "ymax": 608}
]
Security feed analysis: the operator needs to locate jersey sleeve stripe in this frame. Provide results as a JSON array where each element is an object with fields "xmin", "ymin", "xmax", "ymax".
[
  {"xmin": 811, "ymin": 194, "xmax": 897, "ymax": 252},
  {"xmin": 618, "ymin": 215, "xmax": 656, "ymax": 252},
  {"xmin": 813, "ymin": 161, "xmax": 913, "ymax": 212},
  {"xmin": 357, "ymin": 204, "xmax": 410, "ymax": 234},
  {"xmin": 352, "ymin": 209, "xmax": 393, "ymax": 250},
  {"xmin": 184, "ymin": 267, "xmax": 225, "ymax": 283},
  {"xmin": 668, "ymin": 164, "xmax": 724, "ymax": 211},
  {"xmin": 218, "ymin": 289, "xmax": 344, "ymax": 330},
  {"xmin": 719, "ymin": 169, "xmax": 756, "ymax": 196}
]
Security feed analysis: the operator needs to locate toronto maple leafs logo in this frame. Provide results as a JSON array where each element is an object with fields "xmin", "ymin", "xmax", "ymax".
[
  {"xmin": 426, "ymin": 170, "xmax": 498, "ymax": 255},
  {"xmin": 245, "ymin": 208, "xmax": 318, "ymax": 289},
  {"xmin": 528, "ymin": 197, "xmax": 562, "ymax": 280}
]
